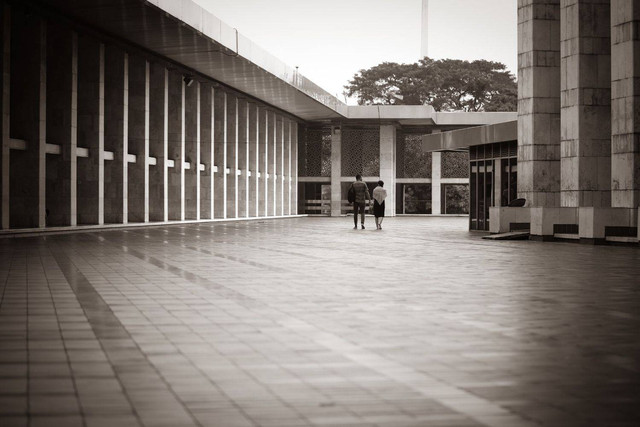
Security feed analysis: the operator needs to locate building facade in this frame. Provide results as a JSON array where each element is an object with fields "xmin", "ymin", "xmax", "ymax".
[
  {"xmin": 0, "ymin": 0, "xmax": 514, "ymax": 233},
  {"xmin": 424, "ymin": 0, "xmax": 640, "ymax": 244}
]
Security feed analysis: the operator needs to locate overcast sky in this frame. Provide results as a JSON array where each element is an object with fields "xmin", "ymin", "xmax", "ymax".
[{"xmin": 192, "ymin": 0, "xmax": 517, "ymax": 104}]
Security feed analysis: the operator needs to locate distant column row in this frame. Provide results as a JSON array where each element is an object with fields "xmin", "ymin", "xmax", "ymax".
[{"xmin": 0, "ymin": 5, "xmax": 298, "ymax": 230}]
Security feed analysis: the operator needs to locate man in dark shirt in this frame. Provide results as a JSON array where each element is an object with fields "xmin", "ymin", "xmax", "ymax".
[{"xmin": 349, "ymin": 174, "xmax": 371, "ymax": 229}]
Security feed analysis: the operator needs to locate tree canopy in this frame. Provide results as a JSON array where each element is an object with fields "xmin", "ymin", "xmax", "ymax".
[{"xmin": 344, "ymin": 58, "xmax": 517, "ymax": 112}]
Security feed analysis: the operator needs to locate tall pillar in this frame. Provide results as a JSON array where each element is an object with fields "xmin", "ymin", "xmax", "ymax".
[
  {"xmin": 77, "ymin": 37, "xmax": 104, "ymax": 225},
  {"xmin": 280, "ymin": 118, "xmax": 286, "ymax": 216},
  {"xmin": 103, "ymin": 46, "xmax": 127, "ymax": 224},
  {"xmin": 292, "ymin": 121, "xmax": 298, "ymax": 215},
  {"xmin": 264, "ymin": 110, "xmax": 270, "ymax": 216},
  {"xmin": 127, "ymin": 56, "xmax": 149, "ymax": 222},
  {"xmin": 148, "ymin": 63, "xmax": 166, "ymax": 222},
  {"xmin": 431, "ymin": 151, "xmax": 442, "ymax": 214},
  {"xmin": 271, "ymin": 111, "xmax": 277, "ymax": 216},
  {"xmin": 611, "ymin": 0, "xmax": 640, "ymax": 207},
  {"xmin": 45, "ymin": 24, "xmax": 76, "ymax": 227},
  {"xmin": 237, "ymin": 98, "xmax": 247, "ymax": 218},
  {"xmin": 517, "ymin": 0, "xmax": 561, "ymax": 207},
  {"xmin": 184, "ymin": 78, "xmax": 198, "ymax": 220},
  {"xmin": 167, "ymin": 70, "xmax": 183, "ymax": 221},
  {"xmin": 285, "ymin": 119, "xmax": 291, "ymax": 215},
  {"xmin": 560, "ymin": 0, "xmax": 611, "ymax": 208},
  {"xmin": 330, "ymin": 125, "xmax": 342, "ymax": 217},
  {"xmin": 38, "ymin": 21, "xmax": 46, "ymax": 228},
  {"xmin": 213, "ymin": 88, "xmax": 225, "ymax": 219},
  {"xmin": 199, "ymin": 83, "xmax": 212, "ymax": 220},
  {"xmin": 226, "ymin": 93, "xmax": 236, "ymax": 218},
  {"xmin": 249, "ymin": 103, "xmax": 258, "ymax": 217},
  {"xmin": 0, "ymin": 4, "xmax": 9, "ymax": 229},
  {"xmin": 380, "ymin": 125, "xmax": 396, "ymax": 216},
  {"xmin": 257, "ymin": 106, "xmax": 266, "ymax": 216}
]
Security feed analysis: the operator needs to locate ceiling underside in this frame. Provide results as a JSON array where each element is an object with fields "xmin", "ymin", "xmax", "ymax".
[{"xmin": 35, "ymin": 0, "xmax": 345, "ymax": 121}]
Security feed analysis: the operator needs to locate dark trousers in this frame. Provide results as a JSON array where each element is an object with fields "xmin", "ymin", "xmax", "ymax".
[{"xmin": 353, "ymin": 202, "xmax": 365, "ymax": 226}]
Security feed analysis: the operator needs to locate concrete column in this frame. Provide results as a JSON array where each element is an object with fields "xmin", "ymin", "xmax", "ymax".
[
  {"xmin": 77, "ymin": 37, "xmax": 104, "ymax": 225},
  {"xmin": 494, "ymin": 158, "xmax": 503, "ymax": 207},
  {"xmin": 243, "ymin": 99, "xmax": 250, "ymax": 217},
  {"xmin": 180, "ymin": 77, "xmax": 185, "ymax": 220},
  {"xmin": 237, "ymin": 98, "xmax": 247, "ymax": 218},
  {"xmin": 37, "ymin": 21, "xmax": 46, "ymax": 228},
  {"xmin": 380, "ymin": 125, "xmax": 396, "ymax": 216},
  {"xmin": 272, "ymin": 112, "xmax": 278, "ymax": 216},
  {"xmin": 330, "ymin": 125, "xmax": 342, "ymax": 216},
  {"xmin": 8, "ymin": 13, "xmax": 46, "ymax": 228},
  {"xmin": 0, "ymin": 4, "xmax": 9, "ymax": 229},
  {"xmin": 278, "ymin": 118, "xmax": 288, "ymax": 216},
  {"xmin": 431, "ymin": 151, "xmax": 442, "ymax": 214},
  {"xmin": 611, "ymin": 0, "xmax": 640, "ymax": 207},
  {"xmin": 213, "ymin": 88, "xmax": 225, "ymax": 218},
  {"xmin": 286, "ymin": 119, "xmax": 291, "ymax": 215},
  {"xmin": 257, "ymin": 106, "xmax": 265, "ymax": 216},
  {"xmin": 292, "ymin": 121, "xmax": 298, "ymax": 215},
  {"xmin": 45, "ymin": 25, "xmax": 76, "ymax": 227},
  {"xmin": 517, "ymin": 0, "xmax": 561, "ymax": 207},
  {"xmin": 249, "ymin": 103, "xmax": 258, "ymax": 217},
  {"xmin": 209, "ymin": 86, "xmax": 214, "ymax": 219},
  {"xmin": 264, "ymin": 110, "xmax": 270, "ymax": 216},
  {"xmin": 126, "ymin": 55, "xmax": 148, "ymax": 223},
  {"xmin": 560, "ymin": 0, "xmax": 611, "ymax": 208},
  {"xmin": 184, "ymin": 78, "xmax": 197, "ymax": 220},
  {"xmin": 199, "ymin": 83, "xmax": 212, "ymax": 220},
  {"xmin": 103, "ymin": 46, "xmax": 127, "ymax": 224},
  {"xmin": 225, "ymin": 93, "xmax": 236, "ymax": 218},
  {"xmin": 167, "ymin": 70, "xmax": 183, "ymax": 221},
  {"xmin": 196, "ymin": 82, "xmax": 201, "ymax": 220},
  {"xmin": 148, "ymin": 63, "xmax": 166, "ymax": 222}
]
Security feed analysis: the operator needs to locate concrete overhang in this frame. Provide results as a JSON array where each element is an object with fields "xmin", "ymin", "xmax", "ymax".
[
  {"xmin": 344, "ymin": 106, "xmax": 516, "ymax": 127},
  {"xmin": 422, "ymin": 120, "xmax": 517, "ymax": 151},
  {"xmin": 35, "ymin": 0, "xmax": 347, "ymax": 121},
  {"xmin": 34, "ymin": 0, "xmax": 517, "ymax": 126}
]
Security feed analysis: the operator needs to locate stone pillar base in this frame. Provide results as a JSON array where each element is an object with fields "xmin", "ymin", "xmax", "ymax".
[
  {"xmin": 578, "ymin": 207, "xmax": 638, "ymax": 243},
  {"xmin": 489, "ymin": 207, "xmax": 531, "ymax": 233},
  {"xmin": 489, "ymin": 206, "xmax": 639, "ymax": 243}
]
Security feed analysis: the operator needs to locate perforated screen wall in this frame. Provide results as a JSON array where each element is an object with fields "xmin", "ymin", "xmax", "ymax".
[{"xmin": 341, "ymin": 127, "xmax": 380, "ymax": 177}]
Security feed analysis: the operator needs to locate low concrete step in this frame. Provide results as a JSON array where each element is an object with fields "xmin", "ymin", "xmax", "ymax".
[
  {"xmin": 554, "ymin": 233, "xmax": 579, "ymax": 240},
  {"xmin": 605, "ymin": 236, "xmax": 638, "ymax": 244},
  {"xmin": 483, "ymin": 231, "xmax": 530, "ymax": 240}
]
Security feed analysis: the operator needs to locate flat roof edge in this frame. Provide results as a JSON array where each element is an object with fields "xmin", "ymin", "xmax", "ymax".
[{"xmin": 422, "ymin": 120, "xmax": 517, "ymax": 152}]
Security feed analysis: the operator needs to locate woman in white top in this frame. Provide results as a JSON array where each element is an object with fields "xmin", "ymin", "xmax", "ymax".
[{"xmin": 372, "ymin": 180, "xmax": 387, "ymax": 230}]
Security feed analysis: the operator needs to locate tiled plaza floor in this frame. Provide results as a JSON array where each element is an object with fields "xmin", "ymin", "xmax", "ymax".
[{"xmin": 0, "ymin": 216, "xmax": 639, "ymax": 427}]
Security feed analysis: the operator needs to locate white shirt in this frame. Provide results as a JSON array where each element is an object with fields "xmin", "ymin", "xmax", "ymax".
[{"xmin": 373, "ymin": 186, "xmax": 387, "ymax": 204}]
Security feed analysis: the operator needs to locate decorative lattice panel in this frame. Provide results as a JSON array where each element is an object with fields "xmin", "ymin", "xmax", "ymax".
[
  {"xmin": 341, "ymin": 127, "xmax": 380, "ymax": 177},
  {"xmin": 442, "ymin": 151, "xmax": 469, "ymax": 178},
  {"xmin": 397, "ymin": 134, "xmax": 432, "ymax": 178},
  {"xmin": 298, "ymin": 127, "xmax": 331, "ymax": 177}
]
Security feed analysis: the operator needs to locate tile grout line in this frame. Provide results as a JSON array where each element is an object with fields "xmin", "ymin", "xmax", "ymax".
[{"xmin": 47, "ymin": 236, "xmax": 205, "ymax": 427}]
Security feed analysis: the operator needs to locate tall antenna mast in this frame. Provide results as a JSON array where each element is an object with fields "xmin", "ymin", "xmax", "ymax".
[{"xmin": 420, "ymin": 0, "xmax": 429, "ymax": 59}]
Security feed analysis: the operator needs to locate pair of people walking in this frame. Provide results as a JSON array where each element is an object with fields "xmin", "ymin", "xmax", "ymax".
[{"xmin": 348, "ymin": 174, "xmax": 387, "ymax": 230}]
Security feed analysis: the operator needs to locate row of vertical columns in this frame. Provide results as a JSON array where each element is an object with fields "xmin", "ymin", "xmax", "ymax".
[
  {"xmin": 518, "ymin": 0, "xmax": 640, "ymax": 210},
  {"xmin": 0, "ymin": 5, "xmax": 298, "ymax": 230}
]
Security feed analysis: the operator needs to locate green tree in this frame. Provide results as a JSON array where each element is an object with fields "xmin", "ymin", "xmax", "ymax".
[{"xmin": 344, "ymin": 57, "xmax": 516, "ymax": 112}]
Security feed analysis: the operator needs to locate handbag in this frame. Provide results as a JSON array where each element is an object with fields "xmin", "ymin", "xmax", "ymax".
[{"xmin": 347, "ymin": 185, "xmax": 355, "ymax": 204}]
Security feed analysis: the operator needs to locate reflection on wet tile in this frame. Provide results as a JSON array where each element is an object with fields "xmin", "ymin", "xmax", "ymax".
[{"xmin": 0, "ymin": 217, "xmax": 639, "ymax": 427}]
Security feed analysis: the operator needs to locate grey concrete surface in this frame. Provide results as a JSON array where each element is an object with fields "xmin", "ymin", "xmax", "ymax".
[{"xmin": 0, "ymin": 217, "xmax": 638, "ymax": 427}]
